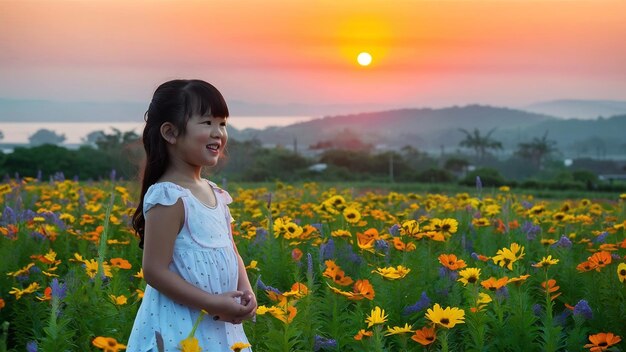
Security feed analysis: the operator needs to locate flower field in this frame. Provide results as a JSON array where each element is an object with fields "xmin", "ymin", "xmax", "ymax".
[{"xmin": 1, "ymin": 178, "xmax": 625, "ymax": 351}]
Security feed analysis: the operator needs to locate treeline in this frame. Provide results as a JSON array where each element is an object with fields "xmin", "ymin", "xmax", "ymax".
[{"xmin": 1, "ymin": 130, "xmax": 625, "ymax": 192}]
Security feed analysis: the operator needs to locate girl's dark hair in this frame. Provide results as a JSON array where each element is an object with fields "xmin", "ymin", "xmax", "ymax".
[{"xmin": 132, "ymin": 79, "xmax": 229, "ymax": 248}]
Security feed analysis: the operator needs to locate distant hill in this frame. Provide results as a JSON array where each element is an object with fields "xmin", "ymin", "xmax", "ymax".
[
  {"xmin": 237, "ymin": 105, "xmax": 556, "ymax": 149},
  {"xmin": 524, "ymin": 99, "xmax": 626, "ymax": 120}
]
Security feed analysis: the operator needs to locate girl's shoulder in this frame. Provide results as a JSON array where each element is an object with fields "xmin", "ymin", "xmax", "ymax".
[
  {"xmin": 204, "ymin": 179, "xmax": 233, "ymax": 205},
  {"xmin": 143, "ymin": 182, "xmax": 191, "ymax": 214}
]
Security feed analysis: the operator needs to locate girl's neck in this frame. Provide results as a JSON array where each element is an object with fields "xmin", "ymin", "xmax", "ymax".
[{"xmin": 160, "ymin": 169, "xmax": 205, "ymax": 186}]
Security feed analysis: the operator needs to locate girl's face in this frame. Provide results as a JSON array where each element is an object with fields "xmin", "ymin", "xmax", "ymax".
[{"xmin": 172, "ymin": 114, "xmax": 228, "ymax": 168}]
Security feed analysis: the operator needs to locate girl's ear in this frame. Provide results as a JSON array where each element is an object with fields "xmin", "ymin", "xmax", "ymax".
[{"xmin": 160, "ymin": 122, "xmax": 178, "ymax": 144}]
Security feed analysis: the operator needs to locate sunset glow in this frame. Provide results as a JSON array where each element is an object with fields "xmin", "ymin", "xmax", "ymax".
[
  {"xmin": 0, "ymin": 0, "xmax": 625, "ymax": 108},
  {"xmin": 357, "ymin": 52, "xmax": 372, "ymax": 67}
]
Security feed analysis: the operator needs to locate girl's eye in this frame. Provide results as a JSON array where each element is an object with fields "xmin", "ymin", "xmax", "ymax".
[{"xmin": 220, "ymin": 122, "xmax": 227, "ymax": 127}]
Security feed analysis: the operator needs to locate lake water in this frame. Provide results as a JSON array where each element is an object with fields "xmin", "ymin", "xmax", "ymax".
[{"xmin": 0, "ymin": 116, "xmax": 315, "ymax": 144}]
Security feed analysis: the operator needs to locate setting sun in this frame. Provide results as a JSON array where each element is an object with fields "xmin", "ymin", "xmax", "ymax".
[{"xmin": 357, "ymin": 52, "xmax": 372, "ymax": 66}]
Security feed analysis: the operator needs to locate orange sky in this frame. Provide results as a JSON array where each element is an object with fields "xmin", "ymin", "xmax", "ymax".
[{"xmin": 1, "ymin": 0, "xmax": 625, "ymax": 110}]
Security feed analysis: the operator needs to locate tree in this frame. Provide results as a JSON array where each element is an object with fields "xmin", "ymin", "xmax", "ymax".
[
  {"xmin": 458, "ymin": 128, "xmax": 502, "ymax": 161},
  {"xmin": 514, "ymin": 131, "xmax": 558, "ymax": 169},
  {"xmin": 0, "ymin": 130, "xmax": 4, "ymax": 141},
  {"xmin": 28, "ymin": 129, "xmax": 66, "ymax": 146},
  {"xmin": 91, "ymin": 128, "xmax": 140, "ymax": 151}
]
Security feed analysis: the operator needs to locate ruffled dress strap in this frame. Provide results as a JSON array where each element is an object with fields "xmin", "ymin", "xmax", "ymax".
[
  {"xmin": 206, "ymin": 179, "xmax": 235, "ymax": 236},
  {"xmin": 143, "ymin": 182, "xmax": 190, "ymax": 216}
]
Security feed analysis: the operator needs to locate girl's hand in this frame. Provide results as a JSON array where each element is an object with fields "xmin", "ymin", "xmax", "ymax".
[
  {"xmin": 208, "ymin": 291, "xmax": 255, "ymax": 324},
  {"xmin": 239, "ymin": 289, "xmax": 257, "ymax": 320}
]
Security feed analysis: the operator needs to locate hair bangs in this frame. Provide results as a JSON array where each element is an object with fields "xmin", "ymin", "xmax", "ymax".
[{"xmin": 184, "ymin": 81, "xmax": 230, "ymax": 120}]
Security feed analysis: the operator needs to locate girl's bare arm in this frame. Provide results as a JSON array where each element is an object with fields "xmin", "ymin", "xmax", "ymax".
[{"xmin": 142, "ymin": 199, "xmax": 253, "ymax": 319}]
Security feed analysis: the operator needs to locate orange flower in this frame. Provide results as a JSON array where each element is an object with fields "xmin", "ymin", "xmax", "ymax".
[
  {"xmin": 576, "ymin": 261, "xmax": 597, "ymax": 272},
  {"xmin": 354, "ymin": 329, "xmax": 373, "ymax": 341},
  {"xmin": 588, "ymin": 251, "xmax": 612, "ymax": 271},
  {"xmin": 411, "ymin": 326, "xmax": 437, "ymax": 346},
  {"xmin": 109, "ymin": 258, "xmax": 132, "ymax": 270},
  {"xmin": 356, "ymin": 228, "xmax": 379, "ymax": 249},
  {"xmin": 584, "ymin": 332, "xmax": 621, "ymax": 351},
  {"xmin": 291, "ymin": 248, "xmax": 303, "ymax": 261},
  {"xmin": 480, "ymin": 277, "xmax": 508, "ymax": 291},
  {"xmin": 92, "ymin": 336, "xmax": 127, "ymax": 352},
  {"xmin": 352, "ymin": 279, "xmax": 375, "ymax": 300},
  {"xmin": 541, "ymin": 279, "xmax": 562, "ymax": 301},
  {"xmin": 438, "ymin": 253, "xmax": 467, "ymax": 271},
  {"xmin": 323, "ymin": 260, "xmax": 354, "ymax": 286},
  {"xmin": 0, "ymin": 298, "xmax": 4, "ymax": 309}
]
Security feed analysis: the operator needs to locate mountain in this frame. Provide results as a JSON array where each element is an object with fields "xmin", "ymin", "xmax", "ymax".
[
  {"xmin": 524, "ymin": 99, "xmax": 626, "ymax": 120},
  {"xmin": 236, "ymin": 105, "xmax": 557, "ymax": 149}
]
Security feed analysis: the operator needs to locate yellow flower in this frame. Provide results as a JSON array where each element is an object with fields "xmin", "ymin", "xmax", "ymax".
[
  {"xmin": 532, "ymin": 255, "xmax": 559, "ymax": 268},
  {"xmin": 109, "ymin": 294, "xmax": 128, "ymax": 306},
  {"xmin": 178, "ymin": 337, "xmax": 201, "ymax": 352},
  {"xmin": 92, "ymin": 336, "xmax": 127, "ymax": 351},
  {"xmin": 492, "ymin": 243, "xmax": 525, "ymax": 270},
  {"xmin": 425, "ymin": 303, "xmax": 465, "ymax": 329},
  {"xmin": 365, "ymin": 306, "xmax": 388, "ymax": 328},
  {"xmin": 343, "ymin": 207, "xmax": 362, "ymax": 224},
  {"xmin": 385, "ymin": 323, "xmax": 414, "ymax": 336},
  {"xmin": 178, "ymin": 310, "xmax": 207, "ymax": 351},
  {"xmin": 457, "ymin": 267, "xmax": 481, "ymax": 286},
  {"xmin": 230, "ymin": 342, "xmax": 252, "ymax": 352},
  {"xmin": 9, "ymin": 282, "xmax": 40, "ymax": 300},
  {"xmin": 371, "ymin": 265, "xmax": 410, "ymax": 280},
  {"xmin": 84, "ymin": 259, "xmax": 113, "ymax": 279},
  {"xmin": 618, "ymin": 263, "xmax": 626, "ymax": 283},
  {"xmin": 245, "ymin": 260, "xmax": 259, "ymax": 270}
]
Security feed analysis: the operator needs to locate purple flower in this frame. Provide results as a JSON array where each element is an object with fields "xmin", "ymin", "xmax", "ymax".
[
  {"xmin": 320, "ymin": 239, "xmax": 335, "ymax": 261},
  {"xmin": 2, "ymin": 205, "xmax": 16, "ymax": 225},
  {"xmin": 573, "ymin": 299, "xmax": 593, "ymax": 320},
  {"xmin": 438, "ymin": 267, "xmax": 458, "ymax": 281},
  {"xmin": 313, "ymin": 335, "xmax": 337, "ymax": 351},
  {"xmin": 593, "ymin": 231, "xmax": 608, "ymax": 244},
  {"xmin": 256, "ymin": 277, "xmax": 282, "ymax": 295},
  {"xmin": 552, "ymin": 235, "xmax": 572, "ymax": 249},
  {"xmin": 476, "ymin": 176, "xmax": 483, "ymax": 193},
  {"xmin": 306, "ymin": 253, "xmax": 313, "ymax": 279},
  {"xmin": 532, "ymin": 304, "xmax": 543, "ymax": 317},
  {"xmin": 26, "ymin": 341, "xmax": 38, "ymax": 352},
  {"xmin": 389, "ymin": 224, "xmax": 400, "ymax": 237},
  {"xmin": 403, "ymin": 291, "xmax": 431, "ymax": 316},
  {"xmin": 495, "ymin": 286, "xmax": 509, "ymax": 301},
  {"xmin": 50, "ymin": 278, "xmax": 67, "ymax": 300},
  {"xmin": 521, "ymin": 221, "xmax": 541, "ymax": 241},
  {"xmin": 110, "ymin": 169, "xmax": 117, "ymax": 182},
  {"xmin": 555, "ymin": 308, "xmax": 572, "ymax": 326}
]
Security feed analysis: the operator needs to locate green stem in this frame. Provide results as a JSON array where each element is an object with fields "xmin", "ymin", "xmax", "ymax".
[{"xmin": 440, "ymin": 330, "xmax": 449, "ymax": 352}]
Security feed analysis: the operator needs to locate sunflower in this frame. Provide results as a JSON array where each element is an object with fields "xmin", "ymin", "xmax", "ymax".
[
  {"xmin": 584, "ymin": 332, "xmax": 621, "ymax": 351},
  {"xmin": 343, "ymin": 207, "xmax": 361, "ymax": 224},
  {"xmin": 617, "ymin": 263, "xmax": 626, "ymax": 283},
  {"xmin": 411, "ymin": 326, "xmax": 437, "ymax": 346},
  {"xmin": 365, "ymin": 306, "xmax": 388, "ymax": 328},
  {"xmin": 425, "ymin": 303, "xmax": 465, "ymax": 328},
  {"xmin": 400, "ymin": 220, "xmax": 420, "ymax": 237},
  {"xmin": 457, "ymin": 267, "xmax": 481, "ymax": 286}
]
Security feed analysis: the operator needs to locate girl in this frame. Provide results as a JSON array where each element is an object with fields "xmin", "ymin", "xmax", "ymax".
[{"xmin": 127, "ymin": 79, "xmax": 256, "ymax": 351}]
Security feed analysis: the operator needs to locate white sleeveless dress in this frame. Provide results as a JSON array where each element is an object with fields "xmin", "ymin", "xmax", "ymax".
[{"xmin": 126, "ymin": 180, "xmax": 251, "ymax": 352}]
